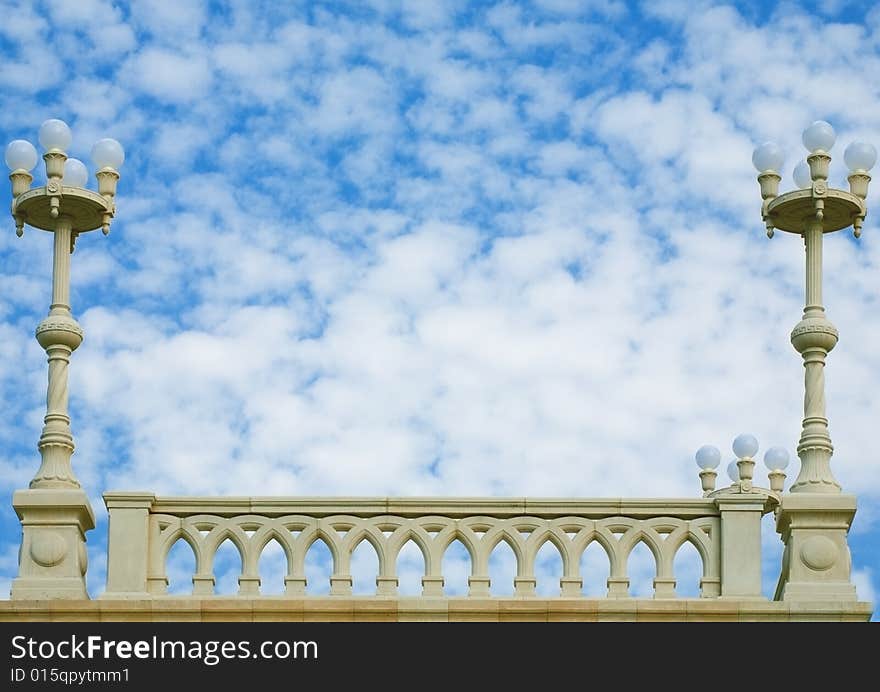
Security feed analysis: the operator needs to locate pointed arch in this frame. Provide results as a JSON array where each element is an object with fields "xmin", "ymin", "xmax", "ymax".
[
  {"xmin": 303, "ymin": 536, "xmax": 334, "ymax": 596},
  {"xmin": 343, "ymin": 526, "xmax": 388, "ymax": 574},
  {"xmin": 626, "ymin": 540, "xmax": 657, "ymax": 597},
  {"xmin": 441, "ymin": 538, "xmax": 473, "ymax": 596},
  {"xmin": 580, "ymin": 540, "xmax": 611, "ymax": 596},
  {"xmin": 396, "ymin": 540, "xmax": 427, "ymax": 596},
  {"xmin": 525, "ymin": 528, "xmax": 572, "ymax": 575},
  {"xmin": 213, "ymin": 538, "xmax": 244, "ymax": 595},
  {"xmin": 257, "ymin": 538, "xmax": 287, "ymax": 595},
  {"xmin": 533, "ymin": 540, "xmax": 564, "ymax": 597},
  {"xmin": 165, "ymin": 537, "xmax": 197, "ymax": 595}
]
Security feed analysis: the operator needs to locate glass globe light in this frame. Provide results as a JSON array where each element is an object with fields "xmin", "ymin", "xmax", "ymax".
[
  {"xmin": 727, "ymin": 461, "xmax": 740, "ymax": 482},
  {"xmin": 91, "ymin": 138, "xmax": 125, "ymax": 169},
  {"xmin": 752, "ymin": 141, "xmax": 785, "ymax": 173},
  {"xmin": 843, "ymin": 141, "xmax": 877, "ymax": 172},
  {"xmin": 5, "ymin": 140, "xmax": 38, "ymax": 171},
  {"xmin": 695, "ymin": 445, "xmax": 721, "ymax": 470},
  {"xmin": 793, "ymin": 161, "xmax": 812, "ymax": 188},
  {"xmin": 764, "ymin": 446, "xmax": 790, "ymax": 471},
  {"xmin": 732, "ymin": 433, "xmax": 759, "ymax": 459},
  {"xmin": 62, "ymin": 158, "xmax": 88, "ymax": 188},
  {"xmin": 38, "ymin": 119, "xmax": 72, "ymax": 152},
  {"xmin": 802, "ymin": 120, "xmax": 836, "ymax": 153}
]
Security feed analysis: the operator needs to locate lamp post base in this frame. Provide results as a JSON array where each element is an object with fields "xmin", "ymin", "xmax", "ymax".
[
  {"xmin": 10, "ymin": 488, "xmax": 94, "ymax": 600},
  {"xmin": 774, "ymin": 493, "xmax": 859, "ymax": 602}
]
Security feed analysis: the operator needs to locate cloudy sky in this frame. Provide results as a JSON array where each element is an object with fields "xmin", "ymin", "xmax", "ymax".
[{"xmin": 1, "ymin": 0, "xmax": 878, "ymax": 609}]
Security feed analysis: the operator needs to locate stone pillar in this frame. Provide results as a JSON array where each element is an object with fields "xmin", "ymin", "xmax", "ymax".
[
  {"xmin": 715, "ymin": 494, "xmax": 767, "ymax": 599},
  {"xmin": 11, "ymin": 489, "xmax": 94, "ymax": 599},
  {"xmin": 774, "ymin": 494, "xmax": 858, "ymax": 602},
  {"xmin": 103, "ymin": 492, "xmax": 156, "ymax": 598}
]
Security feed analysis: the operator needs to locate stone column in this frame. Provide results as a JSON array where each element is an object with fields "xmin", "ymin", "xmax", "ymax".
[
  {"xmin": 715, "ymin": 494, "xmax": 767, "ymax": 599},
  {"xmin": 102, "ymin": 492, "xmax": 155, "ymax": 598}
]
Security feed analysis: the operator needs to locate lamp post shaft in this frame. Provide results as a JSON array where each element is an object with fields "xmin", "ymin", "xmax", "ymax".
[
  {"xmin": 31, "ymin": 215, "xmax": 84, "ymax": 489},
  {"xmin": 51, "ymin": 218, "xmax": 72, "ymax": 312},
  {"xmin": 790, "ymin": 218, "xmax": 840, "ymax": 493},
  {"xmin": 804, "ymin": 220, "xmax": 823, "ymax": 316}
]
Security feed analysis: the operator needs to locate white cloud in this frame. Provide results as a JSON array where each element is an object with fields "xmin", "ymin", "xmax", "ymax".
[
  {"xmin": 127, "ymin": 48, "xmax": 213, "ymax": 103},
  {"xmin": 309, "ymin": 66, "xmax": 397, "ymax": 137},
  {"xmin": 129, "ymin": 0, "xmax": 207, "ymax": 41}
]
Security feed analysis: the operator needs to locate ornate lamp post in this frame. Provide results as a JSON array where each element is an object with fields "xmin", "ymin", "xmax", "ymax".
[
  {"xmin": 752, "ymin": 121, "xmax": 874, "ymax": 493},
  {"xmin": 5, "ymin": 119, "xmax": 123, "ymax": 599},
  {"xmin": 750, "ymin": 120, "xmax": 873, "ymax": 601}
]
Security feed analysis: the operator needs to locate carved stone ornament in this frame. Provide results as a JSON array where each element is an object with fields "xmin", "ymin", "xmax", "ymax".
[
  {"xmin": 799, "ymin": 535, "xmax": 838, "ymax": 572},
  {"xmin": 29, "ymin": 531, "xmax": 67, "ymax": 567}
]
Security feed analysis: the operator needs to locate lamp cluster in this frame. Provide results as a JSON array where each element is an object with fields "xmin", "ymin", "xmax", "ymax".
[
  {"xmin": 5, "ymin": 118, "xmax": 124, "ymax": 237},
  {"xmin": 752, "ymin": 120, "xmax": 875, "ymax": 238},
  {"xmin": 695, "ymin": 434, "xmax": 790, "ymax": 496}
]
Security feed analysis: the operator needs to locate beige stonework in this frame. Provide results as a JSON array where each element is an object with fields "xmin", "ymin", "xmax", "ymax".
[
  {"xmin": 0, "ymin": 598, "xmax": 869, "ymax": 622},
  {"xmin": 11, "ymin": 488, "xmax": 94, "ymax": 600}
]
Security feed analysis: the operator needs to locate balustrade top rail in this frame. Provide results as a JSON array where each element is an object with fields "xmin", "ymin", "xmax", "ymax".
[{"xmin": 110, "ymin": 494, "xmax": 726, "ymax": 518}]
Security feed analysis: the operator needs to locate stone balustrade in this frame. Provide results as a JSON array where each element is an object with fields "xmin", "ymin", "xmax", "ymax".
[{"xmin": 102, "ymin": 493, "xmax": 777, "ymax": 600}]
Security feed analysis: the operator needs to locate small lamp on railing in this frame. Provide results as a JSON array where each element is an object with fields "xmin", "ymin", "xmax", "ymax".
[
  {"xmin": 695, "ymin": 445, "xmax": 721, "ymax": 496},
  {"xmin": 732, "ymin": 433, "xmax": 758, "ymax": 491},
  {"xmin": 764, "ymin": 446, "xmax": 790, "ymax": 493},
  {"xmin": 726, "ymin": 460, "xmax": 740, "ymax": 484},
  {"xmin": 696, "ymin": 433, "xmax": 792, "ymax": 496}
]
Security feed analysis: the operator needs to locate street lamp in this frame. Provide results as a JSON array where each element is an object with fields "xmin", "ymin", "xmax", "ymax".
[
  {"xmin": 752, "ymin": 121, "xmax": 874, "ymax": 493},
  {"xmin": 5, "ymin": 119, "xmax": 123, "ymax": 490}
]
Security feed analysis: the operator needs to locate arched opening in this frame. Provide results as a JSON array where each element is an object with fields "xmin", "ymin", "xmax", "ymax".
[
  {"xmin": 213, "ymin": 538, "xmax": 243, "ymax": 595},
  {"xmin": 580, "ymin": 541, "xmax": 610, "ymax": 596},
  {"xmin": 257, "ymin": 538, "xmax": 287, "ymax": 595},
  {"xmin": 673, "ymin": 540, "xmax": 702, "ymax": 598},
  {"xmin": 350, "ymin": 539, "xmax": 380, "ymax": 595},
  {"xmin": 627, "ymin": 541, "xmax": 656, "ymax": 597},
  {"xmin": 442, "ymin": 539, "xmax": 471, "ymax": 596},
  {"xmin": 535, "ymin": 541, "xmax": 564, "ymax": 597},
  {"xmin": 304, "ymin": 538, "xmax": 333, "ymax": 595},
  {"xmin": 166, "ymin": 538, "xmax": 196, "ymax": 595},
  {"xmin": 489, "ymin": 539, "xmax": 516, "ymax": 596},
  {"xmin": 396, "ymin": 540, "xmax": 426, "ymax": 596}
]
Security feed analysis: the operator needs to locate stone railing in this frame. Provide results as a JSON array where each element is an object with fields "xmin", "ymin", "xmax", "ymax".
[{"xmin": 102, "ymin": 493, "xmax": 777, "ymax": 600}]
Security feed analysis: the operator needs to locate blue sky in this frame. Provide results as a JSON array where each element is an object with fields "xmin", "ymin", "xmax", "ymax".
[{"xmin": 1, "ymin": 0, "xmax": 879, "ymax": 609}]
